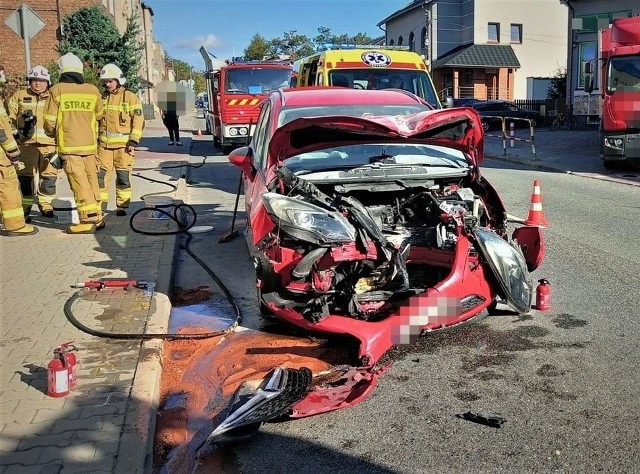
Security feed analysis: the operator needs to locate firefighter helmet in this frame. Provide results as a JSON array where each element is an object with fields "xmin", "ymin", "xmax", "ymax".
[
  {"xmin": 28, "ymin": 65, "xmax": 51, "ymax": 85},
  {"xmin": 58, "ymin": 53, "xmax": 84, "ymax": 74},
  {"xmin": 100, "ymin": 63, "xmax": 126, "ymax": 86}
]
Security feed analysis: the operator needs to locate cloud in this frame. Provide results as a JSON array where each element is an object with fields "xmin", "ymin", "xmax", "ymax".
[{"xmin": 173, "ymin": 34, "xmax": 223, "ymax": 50}]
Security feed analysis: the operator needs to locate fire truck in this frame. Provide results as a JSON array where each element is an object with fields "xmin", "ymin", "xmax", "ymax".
[
  {"xmin": 584, "ymin": 16, "xmax": 640, "ymax": 169},
  {"xmin": 200, "ymin": 49, "xmax": 293, "ymax": 154}
]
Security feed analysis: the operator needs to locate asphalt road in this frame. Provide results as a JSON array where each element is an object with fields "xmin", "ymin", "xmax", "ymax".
[{"xmin": 172, "ymin": 121, "xmax": 640, "ymax": 473}]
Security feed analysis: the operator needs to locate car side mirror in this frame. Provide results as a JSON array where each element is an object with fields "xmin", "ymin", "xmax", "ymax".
[
  {"xmin": 228, "ymin": 146, "xmax": 255, "ymax": 179},
  {"xmin": 444, "ymin": 97, "xmax": 454, "ymax": 108}
]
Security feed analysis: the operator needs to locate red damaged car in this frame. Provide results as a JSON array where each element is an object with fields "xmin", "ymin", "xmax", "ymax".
[{"xmin": 206, "ymin": 87, "xmax": 545, "ymax": 444}]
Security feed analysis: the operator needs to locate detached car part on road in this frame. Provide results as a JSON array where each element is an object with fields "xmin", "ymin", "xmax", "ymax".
[{"xmin": 210, "ymin": 88, "xmax": 545, "ymax": 442}]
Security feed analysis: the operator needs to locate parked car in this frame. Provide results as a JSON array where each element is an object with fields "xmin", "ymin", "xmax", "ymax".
[
  {"xmin": 214, "ymin": 87, "xmax": 545, "ymax": 441},
  {"xmin": 471, "ymin": 100, "xmax": 545, "ymax": 132},
  {"xmin": 452, "ymin": 97, "xmax": 483, "ymax": 107}
]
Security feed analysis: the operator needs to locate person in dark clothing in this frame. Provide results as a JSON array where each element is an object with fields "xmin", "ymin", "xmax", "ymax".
[{"xmin": 161, "ymin": 109, "xmax": 181, "ymax": 146}]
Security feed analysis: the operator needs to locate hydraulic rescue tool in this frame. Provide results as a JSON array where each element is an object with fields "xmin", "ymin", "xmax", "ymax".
[{"xmin": 71, "ymin": 278, "xmax": 152, "ymax": 290}]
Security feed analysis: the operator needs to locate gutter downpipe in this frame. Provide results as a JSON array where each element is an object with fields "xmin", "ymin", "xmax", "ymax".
[{"xmin": 560, "ymin": 0, "xmax": 575, "ymax": 114}]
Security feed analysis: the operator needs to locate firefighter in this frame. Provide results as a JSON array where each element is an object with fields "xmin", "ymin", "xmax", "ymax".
[
  {"xmin": 43, "ymin": 52, "xmax": 105, "ymax": 234},
  {"xmin": 97, "ymin": 63, "xmax": 144, "ymax": 216},
  {"xmin": 8, "ymin": 65, "xmax": 59, "ymax": 219},
  {"xmin": 0, "ymin": 110, "xmax": 38, "ymax": 236}
]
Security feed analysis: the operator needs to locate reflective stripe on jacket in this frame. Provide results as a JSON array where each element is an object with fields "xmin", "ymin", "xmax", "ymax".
[
  {"xmin": 7, "ymin": 88, "xmax": 56, "ymax": 146},
  {"xmin": 43, "ymin": 83, "xmax": 104, "ymax": 155},
  {"xmin": 0, "ymin": 112, "xmax": 21, "ymax": 162},
  {"xmin": 99, "ymin": 87, "xmax": 144, "ymax": 147}
]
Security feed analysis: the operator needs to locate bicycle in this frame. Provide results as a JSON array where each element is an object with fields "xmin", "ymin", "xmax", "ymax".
[{"xmin": 549, "ymin": 111, "xmax": 578, "ymax": 131}]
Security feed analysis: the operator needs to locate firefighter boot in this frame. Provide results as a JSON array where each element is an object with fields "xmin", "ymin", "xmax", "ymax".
[
  {"xmin": 4, "ymin": 224, "xmax": 39, "ymax": 237},
  {"xmin": 67, "ymin": 223, "xmax": 97, "ymax": 234}
]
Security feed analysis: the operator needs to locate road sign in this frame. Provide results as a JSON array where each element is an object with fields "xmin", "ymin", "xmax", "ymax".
[{"xmin": 5, "ymin": 5, "xmax": 46, "ymax": 40}]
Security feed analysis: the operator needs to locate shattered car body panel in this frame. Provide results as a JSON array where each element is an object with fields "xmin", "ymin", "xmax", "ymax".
[{"xmin": 223, "ymin": 88, "xmax": 545, "ymax": 432}]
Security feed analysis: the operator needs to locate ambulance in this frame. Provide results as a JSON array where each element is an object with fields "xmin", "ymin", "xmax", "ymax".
[{"xmin": 294, "ymin": 45, "xmax": 441, "ymax": 108}]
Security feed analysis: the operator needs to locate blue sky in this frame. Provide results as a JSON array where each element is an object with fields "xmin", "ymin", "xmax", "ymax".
[{"xmin": 148, "ymin": 0, "xmax": 412, "ymax": 69}]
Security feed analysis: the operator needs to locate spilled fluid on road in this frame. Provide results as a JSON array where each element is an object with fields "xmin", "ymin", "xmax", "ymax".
[{"xmin": 154, "ymin": 322, "xmax": 355, "ymax": 473}]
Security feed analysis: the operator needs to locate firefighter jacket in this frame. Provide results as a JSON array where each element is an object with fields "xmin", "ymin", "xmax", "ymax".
[
  {"xmin": 8, "ymin": 88, "xmax": 56, "ymax": 146},
  {"xmin": 99, "ymin": 87, "xmax": 144, "ymax": 148},
  {"xmin": 0, "ymin": 112, "xmax": 21, "ymax": 165},
  {"xmin": 43, "ymin": 82, "xmax": 104, "ymax": 156}
]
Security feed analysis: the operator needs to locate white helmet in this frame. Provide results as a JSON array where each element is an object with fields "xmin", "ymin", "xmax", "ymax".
[
  {"xmin": 58, "ymin": 53, "xmax": 84, "ymax": 74},
  {"xmin": 28, "ymin": 65, "xmax": 51, "ymax": 85},
  {"xmin": 100, "ymin": 63, "xmax": 126, "ymax": 86}
]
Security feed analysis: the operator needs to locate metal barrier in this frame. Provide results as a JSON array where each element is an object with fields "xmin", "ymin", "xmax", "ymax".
[{"xmin": 482, "ymin": 115, "xmax": 537, "ymax": 159}]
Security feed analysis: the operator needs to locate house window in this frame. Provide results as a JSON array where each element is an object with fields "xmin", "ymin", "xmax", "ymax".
[
  {"xmin": 409, "ymin": 32, "xmax": 415, "ymax": 51},
  {"xmin": 398, "ymin": 36, "xmax": 404, "ymax": 46},
  {"xmin": 510, "ymin": 24, "xmax": 522, "ymax": 43},
  {"xmin": 579, "ymin": 42, "xmax": 596, "ymax": 89},
  {"xmin": 488, "ymin": 23, "xmax": 499, "ymax": 43}
]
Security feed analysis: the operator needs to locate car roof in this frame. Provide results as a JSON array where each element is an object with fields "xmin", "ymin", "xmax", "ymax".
[{"xmin": 276, "ymin": 87, "xmax": 426, "ymax": 107}]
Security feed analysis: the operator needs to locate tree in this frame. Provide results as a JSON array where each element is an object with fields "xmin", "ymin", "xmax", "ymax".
[
  {"xmin": 166, "ymin": 56, "xmax": 206, "ymax": 94},
  {"xmin": 270, "ymin": 30, "xmax": 314, "ymax": 59},
  {"xmin": 56, "ymin": 5, "xmax": 144, "ymax": 92},
  {"xmin": 244, "ymin": 34, "xmax": 272, "ymax": 60},
  {"xmin": 547, "ymin": 66, "xmax": 567, "ymax": 100}
]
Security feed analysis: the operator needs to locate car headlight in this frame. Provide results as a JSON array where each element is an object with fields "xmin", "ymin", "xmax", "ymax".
[
  {"xmin": 239, "ymin": 127, "xmax": 248, "ymax": 136},
  {"xmin": 474, "ymin": 228, "xmax": 532, "ymax": 314},
  {"xmin": 262, "ymin": 192, "xmax": 356, "ymax": 244},
  {"xmin": 229, "ymin": 128, "xmax": 238, "ymax": 136}
]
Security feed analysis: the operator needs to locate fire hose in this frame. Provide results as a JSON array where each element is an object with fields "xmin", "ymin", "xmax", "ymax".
[{"xmin": 63, "ymin": 146, "xmax": 242, "ymax": 340}]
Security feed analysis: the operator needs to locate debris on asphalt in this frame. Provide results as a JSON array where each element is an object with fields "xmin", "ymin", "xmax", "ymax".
[{"xmin": 457, "ymin": 411, "xmax": 507, "ymax": 428}]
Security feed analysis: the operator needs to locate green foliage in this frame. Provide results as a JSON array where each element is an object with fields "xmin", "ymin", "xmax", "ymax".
[
  {"xmin": 166, "ymin": 56, "xmax": 206, "ymax": 94},
  {"xmin": 547, "ymin": 66, "xmax": 567, "ymax": 100},
  {"xmin": 57, "ymin": 5, "xmax": 144, "ymax": 93},
  {"xmin": 244, "ymin": 34, "xmax": 272, "ymax": 61},
  {"xmin": 244, "ymin": 27, "xmax": 376, "ymax": 61}
]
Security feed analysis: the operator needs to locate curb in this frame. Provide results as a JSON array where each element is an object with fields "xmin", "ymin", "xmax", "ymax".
[{"xmin": 113, "ymin": 167, "xmax": 190, "ymax": 474}]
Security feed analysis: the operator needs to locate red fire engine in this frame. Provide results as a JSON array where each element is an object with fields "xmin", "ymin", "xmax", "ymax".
[
  {"xmin": 585, "ymin": 16, "xmax": 640, "ymax": 169},
  {"xmin": 200, "ymin": 50, "xmax": 293, "ymax": 154}
]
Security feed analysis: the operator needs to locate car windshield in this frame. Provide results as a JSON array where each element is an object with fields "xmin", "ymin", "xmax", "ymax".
[
  {"xmin": 328, "ymin": 69, "xmax": 439, "ymax": 108},
  {"xmin": 283, "ymin": 143, "xmax": 470, "ymax": 174},
  {"xmin": 278, "ymin": 104, "xmax": 429, "ymax": 127},
  {"xmin": 225, "ymin": 68, "xmax": 292, "ymax": 93}
]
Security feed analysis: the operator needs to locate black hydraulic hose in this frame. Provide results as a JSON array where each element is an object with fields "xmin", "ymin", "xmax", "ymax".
[{"xmin": 63, "ymin": 147, "xmax": 243, "ymax": 340}]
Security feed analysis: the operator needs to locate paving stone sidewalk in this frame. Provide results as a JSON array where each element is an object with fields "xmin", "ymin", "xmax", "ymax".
[{"xmin": 0, "ymin": 116, "xmax": 195, "ymax": 473}]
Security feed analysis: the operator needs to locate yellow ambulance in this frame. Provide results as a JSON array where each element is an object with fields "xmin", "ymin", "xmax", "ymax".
[{"xmin": 294, "ymin": 45, "xmax": 441, "ymax": 108}]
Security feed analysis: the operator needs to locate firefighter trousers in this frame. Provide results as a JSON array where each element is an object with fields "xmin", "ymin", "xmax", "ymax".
[
  {"xmin": 97, "ymin": 147, "xmax": 134, "ymax": 210},
  {"xmin": 18, "ymin": 144, "xmax": 58, "ymax": 215},
  {"xmin": 62, "ymin": 154, "xmax": 103, "ymax": 224},
  {"xmin": 0, "ymin": 158, "xmax": 28, "ymax": 232}
]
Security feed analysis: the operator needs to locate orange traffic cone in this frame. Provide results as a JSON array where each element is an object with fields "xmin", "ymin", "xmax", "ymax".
[{"xmin": 524, "ymin": 179, "xmax": 549, "ymax": 227}]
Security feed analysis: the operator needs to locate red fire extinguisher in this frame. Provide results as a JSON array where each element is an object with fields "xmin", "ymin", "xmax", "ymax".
[
  {"xmin": 47, "ymin": 342, "xmax": 78, "ymax": 398},
  {"xmin": 535, "ymin": 279, "xmax": 551, "ymax": 311}
]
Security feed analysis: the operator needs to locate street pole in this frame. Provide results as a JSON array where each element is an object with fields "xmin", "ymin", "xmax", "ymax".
[{"xmin": 20, "ymin": 4, "xmax": 32, "ymax": 75}]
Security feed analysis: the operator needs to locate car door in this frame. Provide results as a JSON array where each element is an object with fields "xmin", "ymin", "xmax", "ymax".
[{"xmin": 243, "ymin": 100, "xmax": 271, "ymax": 217}]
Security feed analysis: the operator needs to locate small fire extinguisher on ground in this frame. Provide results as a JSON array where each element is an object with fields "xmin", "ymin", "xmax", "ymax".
[
  {"xmin": 47, "ymin": 342, "xmax": 78, "ymax": 398},
  {"xmin": 535, "ymin": 279, "xmax": 551, "ymax": 311}
]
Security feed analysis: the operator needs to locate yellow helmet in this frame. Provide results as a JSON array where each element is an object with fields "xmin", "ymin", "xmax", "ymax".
[{"xmin": 100, "ymin": 63, "xmax": 126, "ymax": 86}]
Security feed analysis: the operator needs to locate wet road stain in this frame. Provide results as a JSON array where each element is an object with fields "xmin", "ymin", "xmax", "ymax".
[
  {"xmin": 552, "ymin": 313, "xmax": 588, "ymax": 329},
  {"xmin": 474, "ymin": 370, "xmax": 505, "ymax": 381},
  {"xmin": 454, "ymin": 391, "xmax": 481, "ymax": 402},
  {"xmin": 525, "ymin": 380, "xmax": 577, "ymax": 401},
  {"xmin": 536, "ymin": 364, "xmax": 564, "ymax": 377}
]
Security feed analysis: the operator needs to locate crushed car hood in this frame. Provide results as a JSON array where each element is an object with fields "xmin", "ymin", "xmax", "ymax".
[{"xmin": 269, "ymin": 107, "xmax": 485, "ymax": 168}]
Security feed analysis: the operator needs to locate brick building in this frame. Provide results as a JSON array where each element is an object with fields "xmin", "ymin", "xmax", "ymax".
[{"xmin": 0, "ymin": 0, "xmax": 167, "ymax": 104}]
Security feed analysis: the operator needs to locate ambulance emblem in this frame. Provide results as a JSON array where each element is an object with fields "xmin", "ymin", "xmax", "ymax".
[{"xmin": 361, "ymin": 51, "xmax": 392, "ymax": 68}]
